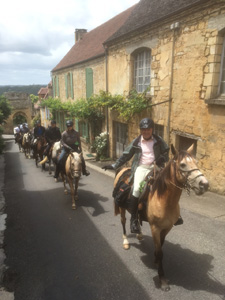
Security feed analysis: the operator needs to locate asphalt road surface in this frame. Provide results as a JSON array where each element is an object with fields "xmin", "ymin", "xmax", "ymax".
[{"xmin": 3, "ymin": 140, "xmax": 225, "ymax": 300}]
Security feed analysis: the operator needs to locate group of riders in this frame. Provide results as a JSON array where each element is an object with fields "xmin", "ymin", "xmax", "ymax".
[
  {"xmin": 14, "ymin": 119, "xmax": 90, "ymax": 178},
  {"xmin": 15, "ymin": 117, "xmax": 183, "ymax": 234}
]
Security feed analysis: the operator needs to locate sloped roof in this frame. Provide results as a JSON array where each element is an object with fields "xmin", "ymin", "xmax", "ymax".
[
  {"xmin": 105, "ymin": 0, "xmax": 211, "ymax": 44},
  {"xmin": 52, "ymin": 4, "xmax": 137, "ymax": 72},
  {"xmin": 38, "ymin": 87, "xmax": 48, "ymax": 95}
]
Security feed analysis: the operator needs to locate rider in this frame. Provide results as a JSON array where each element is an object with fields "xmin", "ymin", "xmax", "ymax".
[
  {"xmin": 14, "ymin": 124, "xmax": 21, "ymax": 143},
  {"xmin": 54, "ymin": 120, "xmax": 90, "ymax": 179},
  {"xmin": 44, "ymin": 120, "xmax": 61, "ymax": 157},
  {"xmin": 102, "ymin": 117, "xmax": 170, "ymax": 234},
  {"xmin": 31, "ymin": 120, "xmax": 46, "ymax": 152},
  {"xmin": 20, "ymin": 123, "xmax": 29, "ymax": 134}
]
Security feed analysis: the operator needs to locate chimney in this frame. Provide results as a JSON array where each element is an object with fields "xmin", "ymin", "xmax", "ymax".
[{"xmin": 75, "ymin": 29, "xmax": 87, "ymax": 43}]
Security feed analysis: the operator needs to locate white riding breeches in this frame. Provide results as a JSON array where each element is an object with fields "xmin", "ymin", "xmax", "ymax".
[{"xmin": 132, "ymin": 164, "xmax": 154, "ymax": 198}]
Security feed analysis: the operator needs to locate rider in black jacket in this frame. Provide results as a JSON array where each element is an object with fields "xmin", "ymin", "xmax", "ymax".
[{"xmin": 44, "ymin": 120, "xmax": 61, "ymax": 157}]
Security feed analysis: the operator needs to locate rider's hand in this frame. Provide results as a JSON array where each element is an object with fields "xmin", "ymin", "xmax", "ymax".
[{"xmin": 102, "ymin": 165, "xmax": 114, "ymax": 171}]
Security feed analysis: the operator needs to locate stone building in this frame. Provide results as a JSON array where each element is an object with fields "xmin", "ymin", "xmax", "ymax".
[{"xmin": 51, "ymin": 0, "xmax": 225, "ymax": 194}]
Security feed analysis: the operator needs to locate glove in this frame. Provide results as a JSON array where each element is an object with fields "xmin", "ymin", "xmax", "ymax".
[{"xmin": 102, "ymin": 165, "xmax": 114, "ymax": 171}]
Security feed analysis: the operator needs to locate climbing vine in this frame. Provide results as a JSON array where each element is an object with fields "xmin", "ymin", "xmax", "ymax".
[{"xmin": 40, "ymin": 90, "xmax": 151, "ymax": 122}]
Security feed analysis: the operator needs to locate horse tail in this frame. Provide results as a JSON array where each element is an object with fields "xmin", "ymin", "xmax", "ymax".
[
  {"xmin": 39, "ymin": 156, "xmax": 48, "ymax": 165},
  {"xmin": 114, "ymin": 202, "xmax": 121, "ymax": 216}
]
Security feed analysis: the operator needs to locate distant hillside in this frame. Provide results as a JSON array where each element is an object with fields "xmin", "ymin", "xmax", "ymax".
[{"xmin": 0, "ymin": 85, "xmax": 47, "ymax": 96}]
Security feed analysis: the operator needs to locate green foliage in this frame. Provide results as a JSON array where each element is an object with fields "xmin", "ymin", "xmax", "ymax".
[
  {"xmin": 30, "ymin": 94, "xmax": 39, "ymax": 104},
  {"xmin": 0, "ymin": 85, "xmax": 46, "ymax": 96},
  {"xmin": 0, "ymin": 126, "xmax": 4, "ymax": 154},
  {"xmin": 0, "ymin": 95, "xmax": 12, "ymax": 124},
  {"xmin": 92, "ymin": 131, "xmax": 108, "ymax": 160},
  {"xmin": 40, "ymin": 90, "xmax": 150, "ymax": 124}
]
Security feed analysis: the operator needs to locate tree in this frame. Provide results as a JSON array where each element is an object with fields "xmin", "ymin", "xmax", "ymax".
[{"xmin": 0, "ymin": 95, "xmax": 12, "ymax": 124}]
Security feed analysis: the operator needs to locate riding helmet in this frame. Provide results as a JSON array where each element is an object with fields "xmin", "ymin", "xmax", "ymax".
[
  {"xmin": 51, "ymin": 120, "xmax": 56, "ymax": 125},
  {"xmin": 66, "ymin": 120, "xmax": 73, "ymax": 127},
  {"xmin": 139, "ymin": 118, "xmax": 154, "ymax": 129}
]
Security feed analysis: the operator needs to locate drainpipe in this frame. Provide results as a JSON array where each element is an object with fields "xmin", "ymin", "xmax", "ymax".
[
  {"xmin": 167, "ymin": 22, "xmax": 179, "ymax": 144},
  {"xmin": 104, "ymin": 45, "xmax": 110, "ymax": 157}
]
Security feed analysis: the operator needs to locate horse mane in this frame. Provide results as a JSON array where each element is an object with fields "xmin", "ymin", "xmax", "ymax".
[{"xmin": 151, "ymin": 150, "xmax": 192, "ymax": 197}]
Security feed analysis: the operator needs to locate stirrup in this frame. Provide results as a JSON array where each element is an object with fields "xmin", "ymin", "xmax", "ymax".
[{"xmin": 130, "ymin": 219, "xmax": 141, "ymax": 234}]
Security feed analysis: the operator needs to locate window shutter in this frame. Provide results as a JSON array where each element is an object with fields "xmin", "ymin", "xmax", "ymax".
[
  {"xmin": 70, "ymin": 72, "xmax": 74, "ymax": 99},
  {"xmin": 57, "ymin": 76, "xmax": 59, "ymax": 97},
  {"xmin": 75, "ymin": 119, "xmax": 79, "ymax": 131},
  {"xmin": 65, "ymin": 74, "xmax": 68, "ymax": 98},
  {"xmin": 86, "ymin": 68, "xmax": 93, "ymax": 98}
]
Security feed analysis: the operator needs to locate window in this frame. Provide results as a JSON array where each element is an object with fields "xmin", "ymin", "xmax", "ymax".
[
  {"xmin": 219, "ymin": 37, "xmax": 225, "ymax": 95},
  {"xmin": 154, "ymin": 124, "xmax": 164, "ymax": 139},
  {"xmin": 134, "ymin": 49, "xmax": 151, "ymax": 93},
  {"xmin": 65, "ymin": 72, "xmax": 74, "ymax": 99}
]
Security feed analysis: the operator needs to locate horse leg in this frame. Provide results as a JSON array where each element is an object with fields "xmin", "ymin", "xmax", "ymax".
[
  {"xmin": 74, "ymin": 177, "xmax": 79, "ymax": 201},
  {"xmin": 49, "ymin": 157, "xmax": 52, "ymax": 175},
  {"xmin": 68, "ymin": 178, "xmax": 76, "ymax": 210},
  {"xmin": 120, "ymin": 208, "xmax": 129, "ymax": 250},
  {"xmin": 151, "ymin": 225, "xmax": 170, "ymax": 292},
  {"xmin": 61, "ymin": 173, "xmax": 68, "ymax": 194}
]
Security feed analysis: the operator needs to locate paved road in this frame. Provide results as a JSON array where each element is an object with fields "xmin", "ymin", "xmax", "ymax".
[{"xmin": 1, "ymin": 139, "xmax": 225, "ymax": 300}]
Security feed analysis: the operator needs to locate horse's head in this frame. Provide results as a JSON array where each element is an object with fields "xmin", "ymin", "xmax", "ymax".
[
  {"xmin": 69, "ymin": 152, "xmax": 82, "ymax": 178},
  {"xmin": 171, "ymin": 144, "xmax": 209, "ymax": 195}
]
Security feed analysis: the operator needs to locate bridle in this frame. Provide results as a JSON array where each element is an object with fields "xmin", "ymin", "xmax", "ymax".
[
  {"xmin": 69, "ymin": 153, "xmax": 81, "ymax": 179},
  {"xmin": 171, "ymin": 160, "xmax": 205, "ymax": 195}
]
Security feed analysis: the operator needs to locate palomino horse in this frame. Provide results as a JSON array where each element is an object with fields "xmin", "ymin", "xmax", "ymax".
[
  {"xmin": 113, "ymin": 144, "xmax": 209, "ymax": 291},
  {"xmin": 22, "ymin": 132, "xmax": 32, "ymax": 159},
  {"xmin": 33, "ymin": 136, "xmax": 47, "ymax": 170},
  {"xmin": 60, "ymin": 152, "xmax": 82, "ymax": 209}
]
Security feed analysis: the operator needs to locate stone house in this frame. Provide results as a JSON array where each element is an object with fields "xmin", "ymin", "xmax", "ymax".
[
  {"xmin": 51, "ymin": 5, "xmax": 136, "ymax": 146},
  {"xmin": 51, "ymin": 0, "xmax": 225, "ymax": 194}
]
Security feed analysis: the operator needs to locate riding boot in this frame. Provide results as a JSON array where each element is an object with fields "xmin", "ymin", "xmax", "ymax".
[
  {"xmin": 130, "ymin": 195, "xmax": 140, "ymax": 234},
  {"xmin": 81, "ymin": 157, "xmax": 90, "ymax": 176}
]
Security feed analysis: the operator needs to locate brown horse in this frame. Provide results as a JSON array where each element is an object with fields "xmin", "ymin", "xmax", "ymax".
[
  {"xmin": 33, "ymin": 136, "xmax": 47, "ymax": 170},
  {"xmin": 113, "ymin": 144, "xmax": 209, "ymax": 291},
  {"xmin": 15, "ymin": 133, "xmax": 23, "ymax": 152},
  {"xmin": 39, "ymin": 141, "xmax": 61, "ymax": 175},
  {"xmin": 60, "ymin": 152, "xmax": 82, "ymax": 209}
]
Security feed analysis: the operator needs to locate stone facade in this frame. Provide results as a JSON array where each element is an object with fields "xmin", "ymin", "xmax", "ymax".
[
  {"xmin": 106, "ymin": 0, "xmax": 225, "ymax": 194},
  {"xmin": 3, "ymin": 92, "xmax": 33, "ymax": 134}
]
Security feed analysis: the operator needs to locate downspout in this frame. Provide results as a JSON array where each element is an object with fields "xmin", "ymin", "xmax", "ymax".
[
  {"xmin": 167, "ymin": 22, "xmax": 179, "ymax": 144},
  {"xmin": 104, "ymin": 45, "xmax": 110, "ymax": 157}
]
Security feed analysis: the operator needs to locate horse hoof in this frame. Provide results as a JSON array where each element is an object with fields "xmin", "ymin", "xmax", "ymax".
[
  {"xmin": 160, "ymin": 278, "xmax": 170, "ymax": 292},
  {"xmin": 72, "ymin": 205, "xmax": 76, "ymax": 210},
  {"xmin": 123, "ymin": 243, "xmax": 130, "ymax": 250},
  {"xmin": 64, "ymin": 190, "xmax": 68, "ymax": 195},
  {"xmin": 54, "ymin": 178, "xmax": 58, "ymax": 182},
  {"xmin": 136, "ymin": 233, "xmax": 143, "ymax": 240}
]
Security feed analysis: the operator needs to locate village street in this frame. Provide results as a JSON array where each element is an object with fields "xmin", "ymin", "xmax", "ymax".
[{"xmin": 1, "ymin": 138, "xmax": 225, "ymax": 300}]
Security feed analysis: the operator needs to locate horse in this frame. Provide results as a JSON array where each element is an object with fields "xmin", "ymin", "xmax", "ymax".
[
  {"xmin": 22, "ymin": 132, "xmax": 32, "ymax": 159},
  {"xmin": 113, "ymin": 144, "xmax": 209, "ymax": 291},
  {"xmin": 33, "ymin": 136, "xmax": 47, "ymax": 170},
  {"xmin": 39, "ymin": 141, "xmax": 61, "ymax": 175},
  {"xmin": 60, "ymin": 152, "xmax": 82, "ymax": 209},
  {"xmin": 15, "ymin": 133, "xmax": 23, "ymax": 152}
]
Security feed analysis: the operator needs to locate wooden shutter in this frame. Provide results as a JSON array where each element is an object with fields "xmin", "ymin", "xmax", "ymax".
[{"xmin": 85, "ymin": 68, "xmax": 93, "ymax": 98}]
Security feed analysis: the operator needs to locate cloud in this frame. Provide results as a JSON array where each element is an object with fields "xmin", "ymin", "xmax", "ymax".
[{"xmin": 0, "ymin": 0, "xmax": 138, "ymax": 85}]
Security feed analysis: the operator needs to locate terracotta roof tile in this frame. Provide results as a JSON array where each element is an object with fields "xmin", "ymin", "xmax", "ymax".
[
  {"xmin": 105, "ymin": 0, "xmax": 211, "ymax": 44},
  {"xmin": 52, "ymin": 5, "xmax": 137, "ymax": 72}
]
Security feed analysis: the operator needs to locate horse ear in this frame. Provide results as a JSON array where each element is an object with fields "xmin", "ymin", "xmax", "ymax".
[
  {"xmin": 171, "ymin": 144, "xmax": 178, "ymax": 156},
  {"xmin": 187, "ymin": 144, "xmax": 194, "ymax": 155}
]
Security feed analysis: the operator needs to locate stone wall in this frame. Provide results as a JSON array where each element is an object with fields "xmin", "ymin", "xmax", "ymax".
[
  {"xmin": 3, "ymin": 92, "xmax": 33, "ymax": 134},
  {"xmin": 107, "ymin": 0, "xmax": 225, "ymax": 194}
]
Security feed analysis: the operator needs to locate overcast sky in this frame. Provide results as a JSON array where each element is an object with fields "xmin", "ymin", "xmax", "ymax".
[{"xmin": 0, "ymin": 0, "xmax": 138, "ymax": 86}]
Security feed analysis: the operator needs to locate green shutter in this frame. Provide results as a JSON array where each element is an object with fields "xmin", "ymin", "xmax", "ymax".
[
  {"xmin": 53, "ymin": 77, "xmax": 56, "ymax": 97},
  {"xmin": 86, "ymin": 68, "xmax": 93, "ymax": 98},
  {"xmin": 57, "ymin": 76, "xmax": 59, "ymax": 97},
  {"xmin": 70, "ymin": 72, "xmax": 74, "ymax": 99},
  {"xmin": 65, "ymin": 74, "xmax": 68, "ymax": 98}
]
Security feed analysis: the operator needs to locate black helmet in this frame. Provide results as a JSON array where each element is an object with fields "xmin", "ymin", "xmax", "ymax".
[
  {"xmin": 36, "ymin": 120, "xmax": 41, "ymax": 125},
  {"xmin": 51, "ymin": 120, "xmax": 56, "ymax": 125},
  {"xmin": 66, "ymin": 120, "xmax": 73, "ymax": 127},
  {"xmin": 139, "ymin": 118, "xmax": 154, "ymax": 129}
]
